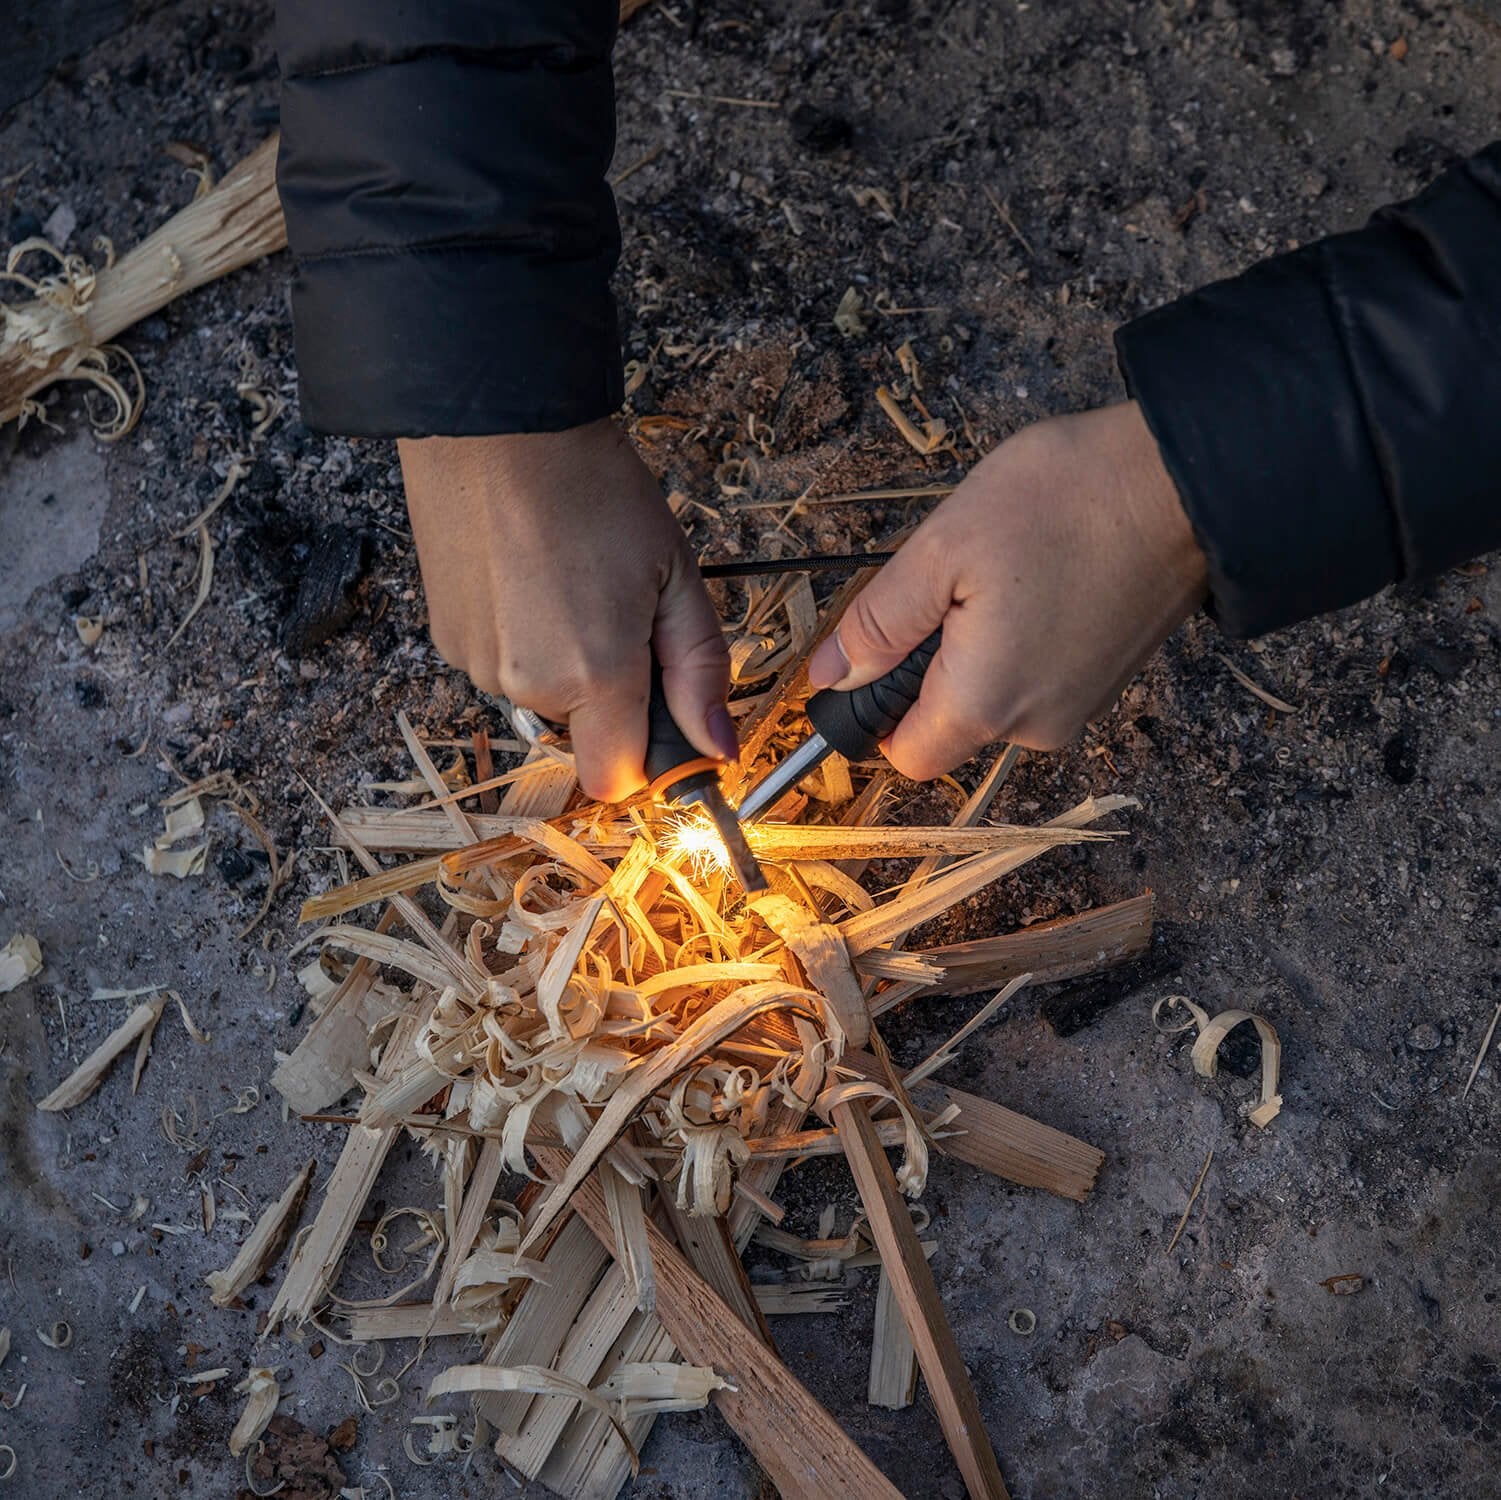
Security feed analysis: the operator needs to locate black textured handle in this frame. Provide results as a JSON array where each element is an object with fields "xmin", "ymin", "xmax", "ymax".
[
  {"xmin": 644, "ymin": 655, "xmax": 706, "ymax": 790},
  {"xmin": 806, "ymin": 628, "xmax": 942, "ymax": 760}
]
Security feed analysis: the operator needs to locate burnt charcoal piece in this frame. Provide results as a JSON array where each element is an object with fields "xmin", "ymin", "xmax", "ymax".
[
  {"xmin": 1215, "ymin": 1020, "xmax": 1265, "ymax": 1079},
  {"xmin": 789, "ymin": 102, "xmax": 853, "ymax": 153},
  {"xmin": 216, "ymin": 845, "xmax": 260, "ymax": 885},
  {"xmin": 281, "ymin": 525, "xmax": 369, "ymax": 655},
  {"xmin": 1408, "ymin": 633, "xmax": 1473, "ymax": 681},
  {"xmin": 1382, "ymin": 730, "xmax": 1419, "ymax": 786},
  {"xmin": 1041, "ymin": 952, "xmax": 1180, "ymax": 1038}
]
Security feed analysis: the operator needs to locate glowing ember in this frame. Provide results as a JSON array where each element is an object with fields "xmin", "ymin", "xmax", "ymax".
[{"xmin": 666, "ymin": 809, "xmax": 731, "ymax": 879}]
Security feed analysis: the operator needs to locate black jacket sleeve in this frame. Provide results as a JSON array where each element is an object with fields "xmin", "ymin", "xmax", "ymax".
[
  {"xmin": 1116, "ymin": 143, "xmax": 1501, "ymax": 638},
  {"xmin": 275, "ymin": 0, "xmax": 624, "ymax": 438}
]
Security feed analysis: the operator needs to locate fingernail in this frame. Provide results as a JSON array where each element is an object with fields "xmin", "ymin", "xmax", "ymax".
[
  {"xmin": 707, "ymin": 704, "xmax": 740, "ymax": 763},
  {"xmin": 807, "ymin": 634, "xmax": 849, "ymax": 691}
]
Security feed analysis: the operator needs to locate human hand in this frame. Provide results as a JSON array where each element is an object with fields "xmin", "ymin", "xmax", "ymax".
[
  {"xmin": 398, "ymin": 419, "xmax": 735, "ymax": 801},
  {"xmin": 806, "ymin": 401, "xmax": 1207, "ymax": 779}
]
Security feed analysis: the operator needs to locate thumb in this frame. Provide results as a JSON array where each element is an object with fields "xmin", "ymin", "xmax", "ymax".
[
  {"xmin": 808, "ymin": 544, "xmax": 950, "ymax": 691},
  {"xmin": 652, "ymin": 549, "xmax": 736, "ymax": 765}
]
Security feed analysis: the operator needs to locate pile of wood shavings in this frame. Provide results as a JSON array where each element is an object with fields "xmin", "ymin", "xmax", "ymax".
[{"xmin": 241, "ymin": 590, "xmax": 1152, "ymax": 1496}]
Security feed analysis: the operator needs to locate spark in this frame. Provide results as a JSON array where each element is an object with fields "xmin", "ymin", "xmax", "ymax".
[{"xmin": 665, "ymin": 810, "xmax": 731, "ymax": 880}]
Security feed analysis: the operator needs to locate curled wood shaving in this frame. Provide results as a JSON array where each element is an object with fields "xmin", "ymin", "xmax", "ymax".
[
  {"xmin": 243, "ymin": 1443, "xmax": 286, "ymax": 1497},
  {"xmin": 165, "ymin": 520, "xmax": 215, "ymax": 650},
  {"xmin": 0, "ymin": 1328, "xmax": 9, "ymax": 1368},
  {"xmin": 0, "ymin": 1447, "xmax": 14, "ymax": 1481},
  {"xmin": 231, "ymin": 802, "xmax": 289, "ymax": 939},
  {"xmin": 329, "ymin": 1207, "xmax": 445, "ymax": 1311},
  {"xmin": 1154, "ymin": 994, "xmax": 1283, "ymax": 1128},
  {"xmin": 229, "ymin": 1368, "xmax": 281, "ymax": 1457},
  {"xmin": 35, "ymin": 1322, "xmax": 70, "ymax": 1349},
  {"xmin": 172, "ymin": 991, "xmax": 211, "ymax": 1044},
  {"xmin": 0, "ymin": 934, "xmax": 42, "ymax": 993},
  {"xmin": 161, "ymin": 1091, "xmax": 205, "ymax": 1149}
]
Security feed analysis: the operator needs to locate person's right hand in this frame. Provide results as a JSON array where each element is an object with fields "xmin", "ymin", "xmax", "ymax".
[
  {"xmin": 806, "ymin": 401, "xmax": 1208, "ymax": 779},
  {"xmin": 398, "ymin": 419, "xmax": 736, "ymax": 803}
]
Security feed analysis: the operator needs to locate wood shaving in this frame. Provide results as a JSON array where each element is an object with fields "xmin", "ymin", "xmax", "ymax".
[
  {"xmin": 833, "ymin": 286, "xmax": 866, "ymax": 337},
  {"xmin": 164, "ymin": 519, "xmax": 215, "ymax": 649},
  {"xmin": 1464, "ymin": 1002, "xmax": 1501, "ymax": 1099},
  {"xmin": 1154, "ymin": 994, "xmax": 1283, "ymax": 1127},
  {"xmin": 0, "ymin": 935, "xmax": 42, "ymax": 993},
  {"xmin": 229, "ymin": 1368, "xmax": 281, "ymax": 1457},
  {"xmin": 206, "ymin": 1159, "xmax": 315, "ymax": 1307},
  {"xmin": 1165, "ymin": 1147, "xmax": 1214, "ymax": 1254},
  {"xmin": 140, "ymin": 842, "xmax": 209, "ymax": 878},
  {"xmin": 37, "ymin": 997, "xmax": 166, "ymax": 1110},
  {"xmin": 1214, "ymin": 651, "xmax": 1299, "ymax": 714}
]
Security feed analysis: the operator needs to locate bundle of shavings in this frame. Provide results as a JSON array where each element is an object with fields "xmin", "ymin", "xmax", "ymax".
[{"xmin": 248, "ymin": 590, "xmax": 1157, "ymax": 1499}]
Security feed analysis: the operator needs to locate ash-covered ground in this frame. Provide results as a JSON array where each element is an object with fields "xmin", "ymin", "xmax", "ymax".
[{"xmin": 1, "ymin": 2, "xmax": 1498, "ymax": 1497}]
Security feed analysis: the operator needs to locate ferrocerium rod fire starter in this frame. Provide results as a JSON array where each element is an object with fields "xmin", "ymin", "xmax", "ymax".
[
  {"xmin": 645, "ymin": 657, "xmax": 768, "ymax": 892},
  {"xmin": 736, "ymin": 628, "xmax": 943, "ymax": 823}
]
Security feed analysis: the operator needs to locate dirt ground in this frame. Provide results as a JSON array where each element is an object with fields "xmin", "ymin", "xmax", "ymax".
[{"xmin": 1, "ymin": 2, "xmax": 1498, "ymax": 1497}]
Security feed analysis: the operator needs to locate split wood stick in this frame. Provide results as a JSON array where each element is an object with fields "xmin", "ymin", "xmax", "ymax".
[
  {"xmin": 755, "ymin": 891, "xmax": 870, "ymax": 1046},
  {"xmin": 471, "ymin": 729, "xmax": 499, "ymax": 814},
  {"xmin": 266, "ymin": 1011, "xmax": 420, "ymax": 1331},
  {"xmin": 599, "ymin": 1161, "xmax": 656, "ymax": 1314},
  {"xmin": 36, "ymin": 996, "xmax": 165, "ymax": 1110},
  {"xmin": 430, "ymin": 1137, "xmax": 505, "ymax": 1315},
  {"xmin": 1, "ymin": 137, "xmax": 284, "ymax": 428},
  {"xmin": 304, "ymin": 784, "xmax": 487, "ymax": 993},
  {"xmin": 533, "ymin": 1148, "xmax": 905, "ymax": 1500},
  {"xmin": 344, "ymin": 1303, "xmax": 476, "ymax": 1340},
  {"xmin": 878, "ymin": 894, "xmax": 1154, "ymax": 1001},
  {"xmin": 271, "ymin": 908, "xmax": 403, "ymax": 1112},
  {"xmin": 479, "ymin": 1213, "xmax": 612, "ymax": 1435},
  {"xmin": 833, "ymin": 1099, "xmax": 1011, "ymax": 1499},
  {"xmin": 868, "ymin": 1262, "xmax": 920, "ymax": 1409},
  {"xmin": 499, "ymin": 745, "xmax": 578, "ymax": 818},
  {"xmin": 657, "ymin": 1195, "xmax": 772, "ymax": 1345},
  {"xmin": 331, "ymin": 809, "xmax": 1099, "ymax": 867},
  {"xmin": 205, "ymin": 1157, "xmax": 315, "ymax": 1308},
  {"xmin": 751, "ymin": 1012, "xmax": 1103, "ymax": 1200},
  {"xmin": 541, "ymin": 1315, "xmax": 677, "ymax": 1500},
  {"xmin": 495, "ymin": 1255, "xmax": 641, "ymax": 1478},
  {"xmin": 860, "ymin": 742, "xmax": 1023, "ymax": 1002},
  {"xmin": 839, "ymin": 793, "xmax": 1137, "ymax": 956}
]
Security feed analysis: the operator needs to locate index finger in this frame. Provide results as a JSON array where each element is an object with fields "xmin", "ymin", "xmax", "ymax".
[{"xmin": 567, "ymin": 654, "xmax": 651, "ymax": 803}]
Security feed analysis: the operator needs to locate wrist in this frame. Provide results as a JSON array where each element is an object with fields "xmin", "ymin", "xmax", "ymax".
[{"xmin": 1115, "ymin": 401, "xmax": 1209, "ymax": 606}]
